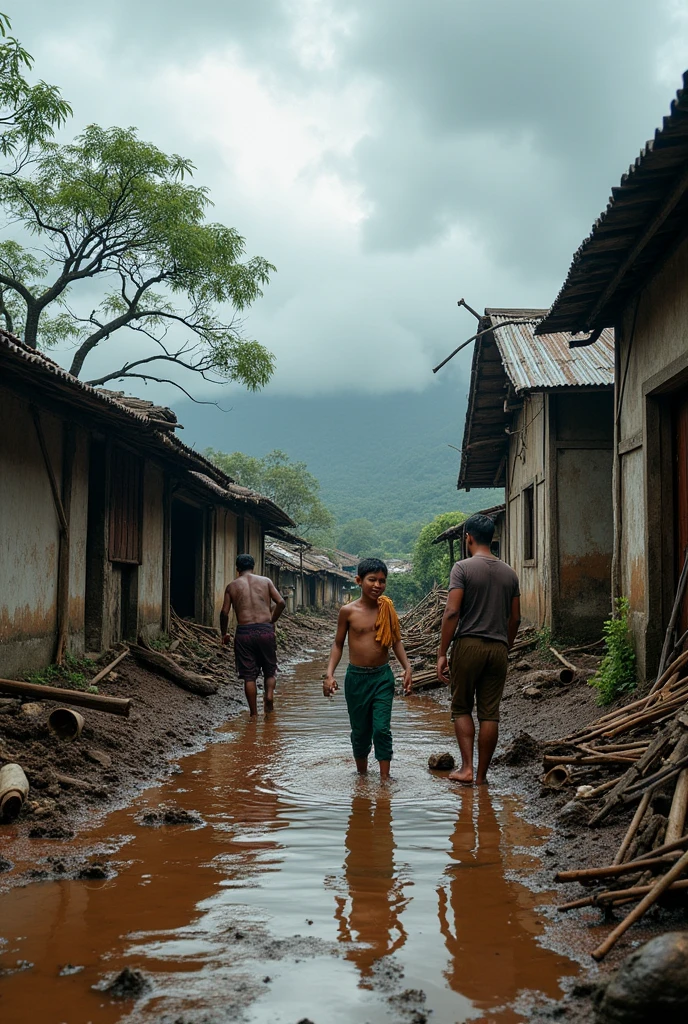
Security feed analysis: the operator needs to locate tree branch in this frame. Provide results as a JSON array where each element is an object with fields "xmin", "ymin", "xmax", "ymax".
[{"xmin": 89, "ymin": 370, "xmax": 220, "ymax": 406}]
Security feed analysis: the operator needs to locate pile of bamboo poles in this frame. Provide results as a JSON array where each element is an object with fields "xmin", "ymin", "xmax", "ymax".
[
  {"xmin": 399, "ymin": 587, "xmax": 448, "ymax": 690},
  {"xmin": 548, "ymin": 641, "xmax": 688, "ymax": 960}
]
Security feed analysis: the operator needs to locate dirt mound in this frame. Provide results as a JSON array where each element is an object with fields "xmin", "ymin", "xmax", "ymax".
[
  {"xmin": 500, "ymin": 731, "xmax": 541, "ymax": 765},
  {"xmin": 136, "ymin": 804, "xmax": 204, "ymax": 827}
]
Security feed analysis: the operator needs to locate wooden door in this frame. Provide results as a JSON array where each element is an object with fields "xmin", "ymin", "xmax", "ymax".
[{"xmin": 674, "ymin": 388, "xmax": 688, "ymax": 636}]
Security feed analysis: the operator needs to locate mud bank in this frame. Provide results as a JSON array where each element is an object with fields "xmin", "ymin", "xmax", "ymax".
[{"xmin": 0, "ymin": 609, "xmax": 337, "ymax": 889}]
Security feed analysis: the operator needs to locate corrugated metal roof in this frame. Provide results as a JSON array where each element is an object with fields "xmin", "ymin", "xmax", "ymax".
[
  {"xmin": 487, "ymin": 311, "xmax": 614, "ymax": 393},
  {"xmin": 538, "ymin": 71, "xmax": 688, "ymax": 334}
]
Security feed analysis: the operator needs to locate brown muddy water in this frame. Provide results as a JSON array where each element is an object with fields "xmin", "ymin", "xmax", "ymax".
[{"xmin": 0, "ymin": 656, "xmax": 578, "ymax": 1023}]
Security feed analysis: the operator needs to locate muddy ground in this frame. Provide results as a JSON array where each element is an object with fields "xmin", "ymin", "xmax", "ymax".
[
  {"xmin": 0, "ymin": 609, "xmax": 337, "ymax": 879},
  {"xmin": 1, "ymin": 626, "xmax": 685, "ymax": 1022}
]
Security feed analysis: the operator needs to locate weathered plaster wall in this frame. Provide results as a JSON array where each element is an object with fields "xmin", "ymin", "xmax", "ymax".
[{"xmin": 618, "ymin": 234, "xmax": 688, "ymax": 677}]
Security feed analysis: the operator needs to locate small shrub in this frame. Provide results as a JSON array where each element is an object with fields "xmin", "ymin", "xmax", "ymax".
[
  {"xmin": 26, "ymin": 652, "xmax": 98, "ymax": 693},
  {"xmin": 535, "ymin": 625, "xmax": 552, "ymax": 654},
  {"xmin": 590, "ymin": 597, "xmax": 636, "ymax": 705}
]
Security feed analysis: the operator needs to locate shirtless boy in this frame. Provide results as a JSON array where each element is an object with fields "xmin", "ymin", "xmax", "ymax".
[
  {"xmin": 323, "ymin": 558, "xmax": 413, "ymax": 780},
  {"xmin": 220, "ymin": 554, "xmax": 286, "ymax": 716}
]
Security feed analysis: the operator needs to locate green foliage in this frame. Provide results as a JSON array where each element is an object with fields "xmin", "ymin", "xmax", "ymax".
[
  {"xmin": 0, "ymin": 12, "xmax": 71, "ymax": 171},
  {"xmin": 26, "ymin": 652, "xmax": 98, "ymax": 693},
  {"xmin": 411, "ymin": 511, "xmax": 468, "ymax": 593},
  {"xmin": 206, "ymin": 448, "xmax": 335, "ymax": 541},
  {"xmin": 590, "ymin": 598, "xmax": 636, "ymax": 706},
  {"xmin": 148, "ymin": 633, "xmax": 171, "ymax": 652},
  {"xmin": 384, "ymin": 570, "xmax": 422, "ymax": 611},
  {"xmin": 0, "ymin": 123, "xmax": 275, "ymax": 398},
  {"xmin": 336, "ymin": 517, "xmax": 382, "ymax": 557},
  {"xmin": 535, "ymin": 625, "xmax": 553, "ymax": 654}
]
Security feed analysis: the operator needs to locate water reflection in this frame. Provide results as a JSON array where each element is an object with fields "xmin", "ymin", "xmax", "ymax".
[{"xmin": 334, "ymin": 791, "xmax": 408, "ymax": 980}]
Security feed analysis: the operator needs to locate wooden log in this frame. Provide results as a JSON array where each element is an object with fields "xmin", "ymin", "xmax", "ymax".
[
  {"xmin": 89, "ymin": 649, "xmax": 130, "ymax": 688},
  {"xmin": 129, "ymin": 643, "xmax": 218, "ymax": 696},
  {"xmin": 0, "ymin": 763, "xmax": 29, "ymax": 819},
  {"xmin": 591, "ymin": 847, "xmax": 688, "ymax": 960},
  {"xmin": 54, "ymin": 772, "xmax": 97, "ymax": 792},
  {"xmin": 0, "ymin": 678, "xmax": 131, "ymax": 716},
  {"xmin": 543, "ymin": 754, "xmax": 636, "ymax": 768}
]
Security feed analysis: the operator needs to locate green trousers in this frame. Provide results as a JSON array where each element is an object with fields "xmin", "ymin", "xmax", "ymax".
[{"xmin": 344, "ymin": 663, "xmax": 395, "ymax": 762}]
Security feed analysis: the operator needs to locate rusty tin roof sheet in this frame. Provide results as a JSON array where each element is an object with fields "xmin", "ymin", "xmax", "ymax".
[{"xmin": 486, "ymin": 311, "xmax": 614, "ymax": 393}]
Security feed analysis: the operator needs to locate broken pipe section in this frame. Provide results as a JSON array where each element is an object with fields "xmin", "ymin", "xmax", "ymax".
[{"xmin": 0, "ymin": 763, "xmax": 30, "ymax": 820}]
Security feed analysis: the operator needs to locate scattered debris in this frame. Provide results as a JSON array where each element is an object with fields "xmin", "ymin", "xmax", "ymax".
[
  {"xmin": 48, "ymin": 707, "xmax": 84, "ymax": 741},
  {"xmin": 136, "ymin": 804, "xmax": 204, "ymax": 827},
  {"xmin": 547, "ymin": 639, "xmax": 688, "ymax": 958},
  {"xmin": 0, "ymin": 677, "xmax": 131, "ymax": 717},
  {"xmin": 129, "ymin": 639, "xmax": 218, "ymax": 697}
]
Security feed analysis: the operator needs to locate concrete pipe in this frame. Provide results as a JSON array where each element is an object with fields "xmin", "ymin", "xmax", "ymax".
[
  {"xmin": 48, "ymin": 707, "xmax": 85, "ymax": 741},
  {"xmin": 543, "ymin": 764, "xmax": 572, "ymax": 790},
  {"xmin": 0, "ymin": 763, "xmax": 30, "ymax": 820}
]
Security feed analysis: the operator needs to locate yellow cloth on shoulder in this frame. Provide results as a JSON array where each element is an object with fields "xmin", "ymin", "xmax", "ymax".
[{"xmin": 375, "ymin": 595, "xmax": 401, "ymax": 648}]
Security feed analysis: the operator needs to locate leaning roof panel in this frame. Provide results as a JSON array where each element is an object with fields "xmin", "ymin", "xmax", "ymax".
[{"xmin": 537, "ymin": 70, "xmax": 688, "ymax": 335}]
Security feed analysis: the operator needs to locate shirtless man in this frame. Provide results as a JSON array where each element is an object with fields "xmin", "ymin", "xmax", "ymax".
[
  {"xmin": 323, "ymin": 558, "xmax": 413, "ymax": 780},
  {"xmin": 220, "ymin": 554, "xmax": 286, "ymax": 716}
]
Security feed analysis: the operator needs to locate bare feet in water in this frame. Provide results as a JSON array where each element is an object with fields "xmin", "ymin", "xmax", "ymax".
[{"xmin": 448, "ymin": 767, "xmax": 474, "ymax": 785}]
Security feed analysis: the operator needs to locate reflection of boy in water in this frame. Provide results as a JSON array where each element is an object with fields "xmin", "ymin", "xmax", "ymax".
[
  {"xmin": 324, "ymin": 558, "xmax": 413, "ymax": 780},
  {"xmin": 334, "ymin": 793, "xmax": 408, "ymax": 980}
]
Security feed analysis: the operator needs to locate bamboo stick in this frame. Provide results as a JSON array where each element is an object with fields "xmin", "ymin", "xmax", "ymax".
[
  {"xmin": 556, "ymin": 851, "xmax": 679, "ymax": 883},
  {"xmin": 614, "ymin": 790, "xmax": 652, "ymax": 865},
  {"xmin": 0, "ymin": 678, "xmax": 131, "ymax": 716},
  {"xmin": 591, "ymin": 848, "xmax": 688, "ymax": 960},
  {"xmin": 558, "ymin": 877, "xmax": 688, "ymax": 914},
  {"xmin": 88, "ymin": 649, "xmax": 130, "ymax": 688},
  {"xmin": 665, "ymin": 767, "xmax": 688, "ymax": 845}
]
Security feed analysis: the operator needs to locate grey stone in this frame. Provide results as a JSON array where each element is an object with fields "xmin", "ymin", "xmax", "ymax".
[{"xmin": 596, "ymin": 932, "xmax": 688, "ymax": 1023}]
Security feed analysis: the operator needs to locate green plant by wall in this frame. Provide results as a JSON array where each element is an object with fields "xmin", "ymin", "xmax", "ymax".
[
  {"xmin": 590, "ymin": 597, "xmax": 636, "ymax": 706},
  {"xmin": 26, "ymin": 652, "xmax": 99, "ymax": 693}
]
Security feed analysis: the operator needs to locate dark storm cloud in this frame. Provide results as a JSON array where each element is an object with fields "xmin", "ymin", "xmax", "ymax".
[{"xmin": 335, "ymin": 0, "xmax": 675, "ymax": 258}]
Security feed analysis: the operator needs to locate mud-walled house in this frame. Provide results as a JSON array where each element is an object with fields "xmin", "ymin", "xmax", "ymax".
[
  {"xmin": 537, "ymin": 72, "xmax": 688, "ymax": 678},
  {"xmin": 265, "ymin": 541, "xmax": 355, "ymax": 611},
  {"xmin": 0, "ymin": 331, "xmax": 295, "ymax": 676},
  {"xmin": 458, "ymin": 310, "xmax": 615, "ymax": 637}
]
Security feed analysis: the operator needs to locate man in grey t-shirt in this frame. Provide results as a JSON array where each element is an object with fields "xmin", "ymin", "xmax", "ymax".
[{"xmin": 437, "ymin": 514, "xmax": 521, "ymax": 785}]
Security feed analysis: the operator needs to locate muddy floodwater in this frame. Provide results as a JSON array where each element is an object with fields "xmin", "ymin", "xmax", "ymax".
[{"xmin": 0, "ymin": 655, "xmax": 578, "ymax": 1023}]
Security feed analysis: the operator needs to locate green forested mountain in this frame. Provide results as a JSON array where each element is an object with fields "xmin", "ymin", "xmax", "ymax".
[{"xmin": 177, "ymin": 372, "xmax": 502, "ymax": 529}]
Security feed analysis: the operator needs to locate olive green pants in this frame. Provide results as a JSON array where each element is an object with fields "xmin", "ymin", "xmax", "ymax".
[
  {"xmin": 450, "ymin": 635, "xmax": 508, "ymax": 721},
  {"xmin": 344, "ymin": 663, "xmax": 395, "ymax": 762}
]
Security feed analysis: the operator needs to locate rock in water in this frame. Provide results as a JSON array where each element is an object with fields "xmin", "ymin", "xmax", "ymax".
[
  {"xmin": 596, "ymin": 932, "xmax": 688, "ymax": 1023},
  {"xmin": 105, "ymin": 967, "xmax": 150, "ymax": 1000},
  {"xmin": 428, "ymin": 752, "xmax": 455, "ymax": 771}
]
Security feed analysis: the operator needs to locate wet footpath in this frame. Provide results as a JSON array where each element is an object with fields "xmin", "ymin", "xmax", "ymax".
[{"xmin": 0, "ymin": 655, "xmax": 579, "ymax": 1024}]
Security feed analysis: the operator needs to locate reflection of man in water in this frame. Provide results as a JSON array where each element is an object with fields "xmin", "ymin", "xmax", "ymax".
[
  {"xmin": 333, "ymin": 793, "xmax": 408, "ymax": 981},
  {"xmin": 437, "ymin": 788, "xmax": 572, "ymax": 1010}
]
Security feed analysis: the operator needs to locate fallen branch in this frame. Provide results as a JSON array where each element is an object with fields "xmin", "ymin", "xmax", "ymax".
[{"xmin": 129, "ymin": 641, "xmax": 218, "ymax": 696}]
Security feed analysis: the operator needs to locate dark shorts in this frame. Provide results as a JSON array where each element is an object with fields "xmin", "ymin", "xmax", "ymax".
[
  {"xmin": 450, "ymin": 635, "xmax": 508, "ymax": 722},
  {"xmin": 233, "ymin": 623, "xmax": 278, "ymax": 682}
]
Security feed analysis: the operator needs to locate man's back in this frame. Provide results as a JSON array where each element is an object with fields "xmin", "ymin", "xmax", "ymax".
[
  {"xmin": 228, "ymin": 573, "xmax": 273, "ymax": 625},
  {"xmin": 449, "ymin": 555, "xmax": 520, "ymax": 646}
]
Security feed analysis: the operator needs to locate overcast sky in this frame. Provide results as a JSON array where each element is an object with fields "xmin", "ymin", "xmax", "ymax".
[{"xmin": 13, "ymin": 0, "xmax": 688, "ymax": 398}]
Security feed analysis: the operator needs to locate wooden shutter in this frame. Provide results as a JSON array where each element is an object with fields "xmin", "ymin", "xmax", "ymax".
[{"xmin": 108, "ymin": 448, "xmax": 143, "ymax": 564}]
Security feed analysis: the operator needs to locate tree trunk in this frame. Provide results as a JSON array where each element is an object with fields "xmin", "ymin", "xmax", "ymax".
[{"xmin": 23, "ymin": 303, "xmax": 40, "ymax": 348}]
